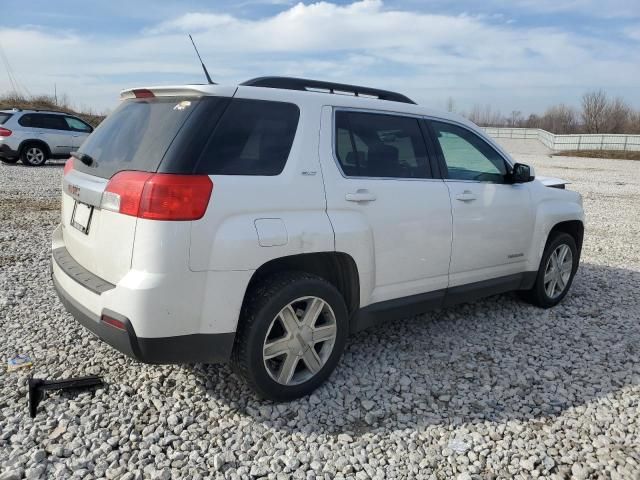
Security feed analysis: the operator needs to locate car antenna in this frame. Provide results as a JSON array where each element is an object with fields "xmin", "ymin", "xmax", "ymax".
[{"xmin": 188, "ymin": 34, "xmax": 215, "ymax": 85}]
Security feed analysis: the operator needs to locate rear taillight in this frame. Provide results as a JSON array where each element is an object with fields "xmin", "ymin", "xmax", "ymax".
[
  {"xmin": 0, "ymin": 127, "xmax": 12, "ymax": 137},
  {"xmin": 102, "ymin": 172, "xmax": 213, "ymax": 221},
  {"xmin": 64, "ymin": 158, "xmax": 73, "ymax": 175}
]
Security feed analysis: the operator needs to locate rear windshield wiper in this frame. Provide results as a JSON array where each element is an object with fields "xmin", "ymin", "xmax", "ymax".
[{"xmin": 71, "ymin": 151, "xmax": 94, "ymax": 167}]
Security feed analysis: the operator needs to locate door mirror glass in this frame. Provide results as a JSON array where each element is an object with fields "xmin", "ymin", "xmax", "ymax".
[{"xmin": 510, "ymin": 163, "xmax": 534, "ymax": 183}]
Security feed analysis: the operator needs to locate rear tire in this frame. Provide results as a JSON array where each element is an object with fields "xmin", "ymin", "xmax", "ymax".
[
  {"xmin": 521, "ymin": 232, "xmax": 578, "ymax": 308},
  {"xmin": 0, "ymin": 157, "xmax": 19, "ymax": 164},
  {"xmin": 232, "ymin": 271, "xmax": 348, "ymax": 401},
  {"xmin": 20, "ymin": 143, "xmax": 48, "ymax": 166}
]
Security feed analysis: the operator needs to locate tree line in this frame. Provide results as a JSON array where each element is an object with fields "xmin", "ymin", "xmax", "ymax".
[{"xmin": 452, "ymin": 90, "xmax": 640, "ymax": 135}]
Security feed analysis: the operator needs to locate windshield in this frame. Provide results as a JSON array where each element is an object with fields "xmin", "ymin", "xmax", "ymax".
[{"xmin": 74, "ymin": 97, "xmax": 202, "ymax": 179}]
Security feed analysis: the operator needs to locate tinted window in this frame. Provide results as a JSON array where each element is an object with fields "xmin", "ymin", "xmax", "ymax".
[
  {"xmin": 75, "ymin": 97, "xmax": 204, "ymax": 179},
  {"xmin": 31, "ymin": 114, "xmax": 70, "ymax": 131},
  {"xmin": 0, "ymin": 113, "xmax": 12, "ymax": 124},
  {"xmin": 196, "ymin": 99, "xmax": 299, "ymax": 176},
  {"xmin": 335, "ymin": 111, "xmax": 430, "ymax": 179},
  {"xmin": 431, "ymin": 121, "xmax": 507, "ymax": 183},
  {"xmin": 65, "ymin": 116, "xmax": 92, "ymax": 132},
  {"xmin": 18, "ymin": 114, "xmax": 34, "ymax": 127}
]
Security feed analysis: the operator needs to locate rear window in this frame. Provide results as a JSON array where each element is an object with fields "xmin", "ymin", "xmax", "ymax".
[
  {"xmin": 195, "ymin": 99, "xmax": 299, "ymax": 176},
  {"xmin": 0, "ymin": 113, "xmax": 12, "ymax": 124},
  {"xmin": 75, "ymin": 97, "xmax": 204, "ymax": 179}
]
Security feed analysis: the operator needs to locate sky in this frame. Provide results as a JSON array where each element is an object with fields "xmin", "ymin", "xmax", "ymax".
[{"xmin": 1, "ymin": 0, "xmax": 639, "ymax": 115}]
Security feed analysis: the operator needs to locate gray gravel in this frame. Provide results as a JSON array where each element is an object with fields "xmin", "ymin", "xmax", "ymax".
[{"xmin": 1, "ymin": 149, "xmax": 639, "ymax": 479}]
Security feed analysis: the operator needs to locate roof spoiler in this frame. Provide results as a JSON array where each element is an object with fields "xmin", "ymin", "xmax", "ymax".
[{"xmin": 120, "ymin": 85, "xmax": 237, "ymax": 100}]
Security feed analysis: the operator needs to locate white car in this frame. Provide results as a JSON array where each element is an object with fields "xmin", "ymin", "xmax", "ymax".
[{"xmin": 51, "ymin": 77, "xmax": 584, "ymax": 400}]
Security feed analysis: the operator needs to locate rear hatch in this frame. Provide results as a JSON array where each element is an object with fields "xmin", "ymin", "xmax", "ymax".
[{"xmin": 61, "ymin": 90, "xmax": 233, "ymax": 284}]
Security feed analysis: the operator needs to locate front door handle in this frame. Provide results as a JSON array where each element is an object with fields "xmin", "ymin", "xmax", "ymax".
[
  {"xmin": 455, "ymin": 190, "xmax": 477, "ymax": 202},
  {"xmin": 345, "ymin": 189, "xmax": 376, "ymax": 203}
]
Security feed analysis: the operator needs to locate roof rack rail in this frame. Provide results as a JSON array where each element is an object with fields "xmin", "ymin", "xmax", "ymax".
[
  {"xmin": 2, "ymin": 107, "xmax": 72, "ymax": 114},
  {"xmin": 240, "ymin": 76, "xmax": 416, "ymax": 105},
  {"xmin": 30, "ymin": 109, "xmax": 69, "ymax": 114}
]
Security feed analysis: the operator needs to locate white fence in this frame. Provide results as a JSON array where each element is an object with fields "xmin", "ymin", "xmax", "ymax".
[{"xmin": 483, "ymin": 127, "xmax": 640, "ymax": 152}]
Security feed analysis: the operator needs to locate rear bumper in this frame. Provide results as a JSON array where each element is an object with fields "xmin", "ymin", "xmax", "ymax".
[
  {"xmin": 52, "ymin": 263, "xmax": 235, "ymax": 364},
  {"xmin": 0, "ymin": 143, "xmax": 18, "ymax": 159}
]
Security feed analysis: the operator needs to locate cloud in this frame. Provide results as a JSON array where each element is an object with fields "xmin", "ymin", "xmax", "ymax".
[
  {"xmin": 626, "ymin": 26, "xmax": 640, "ymax": 41},
  {"xmin": 0, "ymin": 0, "xmax": 638, "ymax": 113},
  {"xmin": 478, "ymin": 0, "xmax": 640, "ymax": 17}
]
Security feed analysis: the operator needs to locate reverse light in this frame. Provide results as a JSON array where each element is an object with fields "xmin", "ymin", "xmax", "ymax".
[
  {"xmin": 102, "ymin": 171, "xmax": 213, "ymax": 221},
  {"xmin": 0, "ymin": 127, "xmax": 12, "ymax": 137}
]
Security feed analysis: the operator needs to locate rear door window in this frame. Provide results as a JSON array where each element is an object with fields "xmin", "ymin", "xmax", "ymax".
[
  {"xmin": 195, "ymin": 99, "xmax": 300, "ymax": 176},
  {"xmin": 334, "ymin": 111, "xmax": 431, "ymax": 179},
  {"xmin": 31, "ymin": 114, "xmax": 70, "ymax": 131}
]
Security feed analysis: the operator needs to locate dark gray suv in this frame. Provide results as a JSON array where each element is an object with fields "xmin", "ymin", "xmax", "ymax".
[{"xmin": 0, "ymin": 109, "xmax": 93, "ymax": 166}]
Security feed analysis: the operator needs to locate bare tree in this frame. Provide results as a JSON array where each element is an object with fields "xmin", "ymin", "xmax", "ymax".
[
  {"xmin": 525, "ymin": 114, "xmax": 541, "ymax": 129},
  {"xmin": 628, "ymin": 111, "xmax": 640, "ymax": 134},
  {"xmin": 581, "ymin": 90, "xmax": 608, "ymax": 133},
  {"xmin": 467, "ymin": 104, "xmax": 504, "ymax": 127},
  {"xmin": 604, "ymin": 97, "xmax": 632, "ymax": 134},
  {"xmin": 541, "ymin": 104, "xmax": 577, "ymax": 134},
  {"xmin": 509, "ymin": 110, "xmax": 522, "ymax": 127}
]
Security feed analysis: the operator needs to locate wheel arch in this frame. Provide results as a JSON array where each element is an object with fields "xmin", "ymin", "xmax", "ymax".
[
  {"xmin": 241, "ymin": 252, "xmax": 360, "ymax": 317},
  {"xmin": 19, "ymin": 139, "xmax": 51, "ymax": 158},
  {"xmin": 548, "ymin": 219, "xmax": 584, "ymax": 255}
]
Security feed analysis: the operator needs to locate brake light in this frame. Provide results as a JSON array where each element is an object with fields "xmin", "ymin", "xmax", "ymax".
[
  {"xmin": 0, "ymin": 127, "xmax": 12, "ymax": 137},
  {"xmin": 64, "ymin": 158, "xmax": 73, "ymax": 175},
  {"xmin": 133, "ymin": 89, "xmax": 155, "ymax": 98},
  {"xmin": 102, "ymin": 172, "xmax": 213, "ymax": 221}
]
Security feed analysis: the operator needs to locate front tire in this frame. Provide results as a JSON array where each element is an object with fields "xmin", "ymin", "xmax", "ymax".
[
  {"xmin": 233, "ymin": 272, "xmax": 348, "ymax": 401},
  {"xmin": 522, "ymin": 232, "xmax": 578, "ymax": 308},
  {"xmin": 21, "ymin": 144, "xmax": 48, "ymax": 166},
  {"xmin": 0, "ymin": 157, "xmax": 19, "ymax": 164}
]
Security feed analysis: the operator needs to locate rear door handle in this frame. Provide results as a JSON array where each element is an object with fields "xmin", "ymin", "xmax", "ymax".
[
  {"xmin": 345, "ymin": 190, "xmax": 376, "ymax": 202},
  {"xmin": 455, "ymin": 190, "xmax": 477, "ymax": 202}
]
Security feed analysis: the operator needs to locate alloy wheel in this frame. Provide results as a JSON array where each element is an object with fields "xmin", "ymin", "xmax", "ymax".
[
  {"xmin": 26, "ymin": 148, "xmax": 45, "ymax": 164},
  {"xmin": 263, "ymin": 296, "xmax": 337, "ymax": 386},
  {"xmin": 543, "ymin": 244, "xmax": 573, "ymax": 299}
]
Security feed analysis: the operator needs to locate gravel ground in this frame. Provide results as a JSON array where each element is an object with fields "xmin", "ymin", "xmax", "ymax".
[{"xmin": 1, "ymin": 148, "xmax": 639, "ymax": 480}]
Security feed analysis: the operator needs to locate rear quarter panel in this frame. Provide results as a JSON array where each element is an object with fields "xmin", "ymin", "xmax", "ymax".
[{"xmin": 188, "ymin": 92, "xmax": 335, "ymax": 273}]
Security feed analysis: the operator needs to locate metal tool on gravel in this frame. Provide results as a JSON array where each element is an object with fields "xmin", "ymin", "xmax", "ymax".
[{"xmin": 28, "ymin": 376, "xmax": 104, "ymax": 418}]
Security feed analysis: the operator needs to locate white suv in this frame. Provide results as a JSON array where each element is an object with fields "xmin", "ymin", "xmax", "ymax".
[{"xmin": 51, "ymin": 77, "xmax": 584, "ymax": 400}]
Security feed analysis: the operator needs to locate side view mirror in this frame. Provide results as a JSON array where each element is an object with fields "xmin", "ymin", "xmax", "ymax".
[{"xmin": 510, "ymin": 163, "xmax": 534, "ymax": 183}]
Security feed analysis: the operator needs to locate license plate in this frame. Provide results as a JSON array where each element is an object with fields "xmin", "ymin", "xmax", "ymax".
[{"xmin": 71, "ymin": 201, "xmax": 93, "ymax": 234}]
